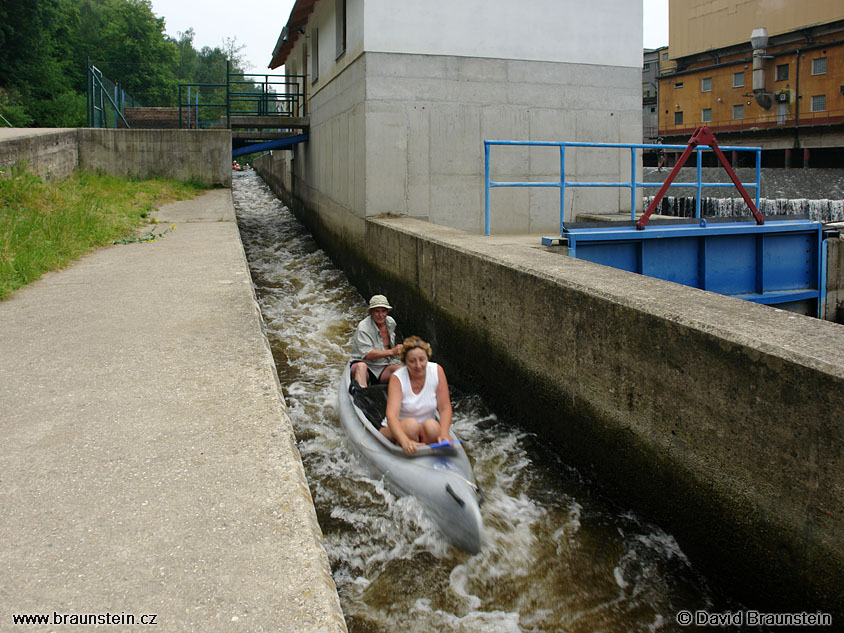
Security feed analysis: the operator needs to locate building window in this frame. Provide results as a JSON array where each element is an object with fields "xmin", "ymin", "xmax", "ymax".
[
  {"xmin": 776, "ymin": 64, "xmax": 789, "ymax": 81},
  {"xmin": 812, "ymin": 57, "xmax": 827, "ymax": 75},
  {"xmin": 733, "ymin": 104, "xmax": 744, "ymax": 120},
  {"xmin": 662, "ymin": 52, "xmax": 669, "ymax": 61},
  {"xmin": 733, "ymin": 72, "xmax": 744, "ymax": 88},
  {"xmin": 674, "ymin": 82, "xmax": 684, "ymax": 88},
  {"xmin": 335, "ymin": 0, "xmax": 346, "ymax": 59},
  {"xmin": 701, "ymin": 77, "xmax": 712, "ymax": 92},
  {"xmin": 812, "ymin": 94, "xmax": 826, "ymax": 112},
  {"xmin": 310, "ymin": 28, "xmax": 319, "ymax": 83},
  {"xmin": 674, "ymin": 111, "xmax": 684, "ymax": 125},
  {"xmin": 702, "ymin": 108, "xmax": 712, "ymax": 122},
  {"xmin": 650, "ymin": 107, "xmax": 656, "ymax": 113}
]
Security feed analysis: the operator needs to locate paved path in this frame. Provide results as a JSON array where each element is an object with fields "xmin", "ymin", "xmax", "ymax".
[{"xmin": 0, "ymin": 190, "xmax": 346, "ymax": 633}]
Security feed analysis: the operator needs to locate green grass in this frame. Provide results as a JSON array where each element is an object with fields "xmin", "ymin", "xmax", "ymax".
[{"xmin": 0, "ymin": 168, "xmax": 207, "ymax": 300}]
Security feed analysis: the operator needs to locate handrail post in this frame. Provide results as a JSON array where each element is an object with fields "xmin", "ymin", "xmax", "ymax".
[
  {"xmin": 226, "ymin": 60, "xmax": 231, "ymax": 128},
  {"xmin": 560, "ymin": 144, "xmax": 567, "ymax": 233},
  {"xmin": 755, "ymin": 148, "xmax": 762, "ymax": 209},
  {"xmin": 86, "ymin": 57, "xmax": 92, "ymax": 127},
  {"xmin": 696, "ymin": 147, "xmax": 703, "ymax": 218},
  {"xmin": 630, "ymin": 146, "xmax": 637, "ymax": 221},
  {"xmin": 484, "ymin": 142, "xmax": 491, "ymax": 236}
]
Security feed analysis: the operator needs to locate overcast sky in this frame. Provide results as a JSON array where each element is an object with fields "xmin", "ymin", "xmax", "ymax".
[{"xmin": 149, "ymin": 0, "xmax": 669, "ymax": 73}]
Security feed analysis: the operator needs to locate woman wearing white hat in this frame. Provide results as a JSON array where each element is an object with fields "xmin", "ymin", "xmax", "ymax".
[{"xmin": 349, "ymin": 295, "xmax": 403, "ymax": 389}]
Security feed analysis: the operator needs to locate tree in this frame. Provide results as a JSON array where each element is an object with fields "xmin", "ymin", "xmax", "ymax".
[
  {"xmin": 81, "ymin": 0, "xmax": 178, "ymax": 106},
  {"xmin": 0, "ymin": 0, "xmax": 266, "ymax": 126},
  {"xmin": 0, "ymin": 0, "xmax": 84, "ymax": 126}
]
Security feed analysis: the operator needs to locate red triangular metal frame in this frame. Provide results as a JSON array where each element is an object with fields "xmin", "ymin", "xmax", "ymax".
[{"xmin": 637, "ymin": 126, "xmax": 765, "ymax": 230}]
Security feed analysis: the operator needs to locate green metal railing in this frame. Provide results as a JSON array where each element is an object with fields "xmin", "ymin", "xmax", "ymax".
[
  {"xmin": 86, "ymin": 58, "xmax": 141, "ymax": 128},
  {"xmin": 178, "ymin": 62, "xmax": 307, "ymax": 129}
]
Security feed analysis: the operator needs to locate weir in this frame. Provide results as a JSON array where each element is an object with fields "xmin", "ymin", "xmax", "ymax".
[{"xmin": 254, "ymin": 151, "xmax": 844, "ymax": 619}]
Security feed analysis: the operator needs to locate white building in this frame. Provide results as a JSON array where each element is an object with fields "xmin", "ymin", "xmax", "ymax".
[{"xmin": 267, "ymin": 0, "xmax": 643, "ymax": 234}]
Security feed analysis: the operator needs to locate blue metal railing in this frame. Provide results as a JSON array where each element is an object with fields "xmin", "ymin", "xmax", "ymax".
[{"xmin": 483, "ymin": 140, "xmax": 763, "ymax": 236}]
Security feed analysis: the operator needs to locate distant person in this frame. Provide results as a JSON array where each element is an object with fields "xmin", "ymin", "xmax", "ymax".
[
  {"xmin": 382, "ymin": 336, "xmax": 453, "ymax": 456},
  {"xmin": 349, "ymin": 295, "xmax": 403, "ymax": 390},
  {"xmin": 656, "ymin": 137, "xmax": 665, "ymax": 172}
]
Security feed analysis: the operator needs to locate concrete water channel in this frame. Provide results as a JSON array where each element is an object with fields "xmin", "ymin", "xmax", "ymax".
[
  {"xmin": 3, "ymin": 128, "xmax": 841, "ymax": 629},
  {"xmin": 233, "ymin": 170, "xmax": 757, "ymax": 632}
]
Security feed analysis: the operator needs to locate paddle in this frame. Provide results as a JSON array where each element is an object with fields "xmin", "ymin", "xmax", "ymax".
[{"xmin": 428, "ymin": 438, "xmax": 464, "ymax": 449}]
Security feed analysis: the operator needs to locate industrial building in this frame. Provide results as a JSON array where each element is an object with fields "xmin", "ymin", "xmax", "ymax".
[{"xmin": 657, "ymin": 0, "xmax": 844, "ymax": 167}]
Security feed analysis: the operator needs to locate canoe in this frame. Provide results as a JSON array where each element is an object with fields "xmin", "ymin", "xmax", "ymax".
[{"xmin": 337, "ymin": 365, "xmax": 483, "ymax": 553}]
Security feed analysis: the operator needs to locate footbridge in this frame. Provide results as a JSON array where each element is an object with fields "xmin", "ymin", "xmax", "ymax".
[
  {"xmin": 87, "ymin": 61, "xmax": 309, "ymax": 158},
  {"xmin": 178, "ymin": 66, "xmax": 310, "ymax": 158}
]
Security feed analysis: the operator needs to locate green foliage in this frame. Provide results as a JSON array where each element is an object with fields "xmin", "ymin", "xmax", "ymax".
[
  {"xmin": 0, "ymin": 0, "xmax": 259, "ymax": 126},
  {"xmin": 0, "ymin": 169, "xmax": 206, "ymax": 300},
  {"xmin": 85, "ymin": 0, "xmax": 178, "ymax": 105},
  {"xmin": 0, "ymin": 89, "xmax": 34, "ymax": 127}
]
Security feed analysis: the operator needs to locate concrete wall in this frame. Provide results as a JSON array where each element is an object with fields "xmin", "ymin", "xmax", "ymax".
[
  {"xmin": 0, "ymin": 129, "xmax": 79, "ymax": 180},
  {"xmin": 363, "ymin": 0, "xmax": 641, "ymax": 69},
  {"xmin": 254, "ymin": 152, "xmax": 844, "ymax": 618},
  {"xmin": 77, "ymin": 129, "xmax": 231, "ymax": 187},
  {"xmin": 827, "ymin": 235, "xmax": 844, "ymax": 323},
  {"xmin": 280, "ymin": 0, "xmax": 643, "ymax": 234},
  {"xmin": 0, "ymin": 129, "xmax": 231, "ymax": 187},
  {"xmin": 286, "ymin": 50, "xmax": 642, "ymax": 234}
]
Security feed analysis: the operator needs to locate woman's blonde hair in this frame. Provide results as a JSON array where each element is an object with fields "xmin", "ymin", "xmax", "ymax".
[{"xmin": 400, "ymin": 335, "xmax": 432, "ymax": 363}]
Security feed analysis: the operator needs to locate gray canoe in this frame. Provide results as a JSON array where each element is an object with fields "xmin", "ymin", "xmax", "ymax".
[{"xmin": 337, "ymin": 365, "xmax": 483, "ymax": 553}]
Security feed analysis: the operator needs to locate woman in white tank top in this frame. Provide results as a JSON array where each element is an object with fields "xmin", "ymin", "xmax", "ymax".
[{"xmin": 382, "ymin": 336, "xmax": 453, "ymax": 456}]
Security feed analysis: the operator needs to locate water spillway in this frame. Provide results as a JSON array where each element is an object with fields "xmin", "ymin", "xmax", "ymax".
[{"xmin": 231, "ymin": 171, "xmax": 739, "ymax": 632}]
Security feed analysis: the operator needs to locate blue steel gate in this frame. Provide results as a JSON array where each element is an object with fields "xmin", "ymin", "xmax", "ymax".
[{"xmin": 484, "ymin": 134, "xmax": 827, "ymax": 316}]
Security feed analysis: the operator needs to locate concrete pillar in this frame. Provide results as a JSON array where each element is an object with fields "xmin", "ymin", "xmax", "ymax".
[
  {"xmin": 785, "ymin": 148, "xmax": 792, "ymax": 168},
  {"xmin": 732, "ymin": 150, "xmax": 738, "ymax": 167},
  {"xmin": 803, "ymin": 148, "xmax": 810, "ymax": 168}
]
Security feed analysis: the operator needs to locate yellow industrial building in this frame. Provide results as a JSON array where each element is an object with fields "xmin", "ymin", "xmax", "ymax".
[{"xmin": 658, "ymin": 1, "xmax": 844, "ymax": 167}]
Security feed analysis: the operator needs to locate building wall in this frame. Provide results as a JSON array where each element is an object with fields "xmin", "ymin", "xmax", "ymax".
[
  {"xmin": 366, "ymin": 52, "xmax": 642, "ymax": 232},
  {"xmin": 643, "ymin": 49, "xmax": 661, "ymax": 142},
  {"xmin": 669, "ymin": 0, "xmax": 844, "ymax": 59},
  {"xmin": 659, "ymin": 29, "xmax": 844, "ymax": 139},
  {"xmin": 281, "ymin": 0, "xmax": 643, "ymax": 233},
  {"xmin": 295, "ymin": 52, "xmax": 367, "ymax": 224},
  {"xmin": 363, "ymin": 0, "xmax": 641, "ymax": 69}
]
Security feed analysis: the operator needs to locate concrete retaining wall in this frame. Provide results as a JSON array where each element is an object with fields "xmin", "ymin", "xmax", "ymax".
[
  {"xmin": 255, "ymin": 152, "xmax": 844, "ymax": 618},
  {"xmin": 827, "ymin": 236, "xmax": 844, "ymax": 324},
  {"xmin": 0, "ymin": 128, "xmax": 231, "ymax": 187},
  {"xmin": 0, "ymin": 129, "xmax": 79, "ymax": 180},
  {"xmin": 77, "ymin": 129, "xmax": 231, "ymax": 187}
]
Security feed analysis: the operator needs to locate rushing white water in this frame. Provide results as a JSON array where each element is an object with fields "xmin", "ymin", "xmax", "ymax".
[{"xmin": 232, "ymin": 170, "xmax": 740, "ymax": 633}]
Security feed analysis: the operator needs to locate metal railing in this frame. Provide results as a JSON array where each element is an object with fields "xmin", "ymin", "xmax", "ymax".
[
  {"xmin": 86, "ymin": 60, "xmax": 141, "ymax": 128},
  {"xmin": 178, "ymin": 64, "xmax": 308, "ymax": 129},
  {"xmin": 483, "ymin": 140, "xmax": 762, "ymax": 236}
]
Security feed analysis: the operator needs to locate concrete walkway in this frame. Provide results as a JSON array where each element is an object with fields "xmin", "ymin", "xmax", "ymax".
[{"xmin": 0, "ymin": 190, "xmax": 347, "ymax": 632}]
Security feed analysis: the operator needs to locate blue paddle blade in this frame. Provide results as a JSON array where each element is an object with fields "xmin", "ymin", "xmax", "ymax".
[{"xmin": 428, "ymin": 438, "xmax": 464, "ymax": 448}]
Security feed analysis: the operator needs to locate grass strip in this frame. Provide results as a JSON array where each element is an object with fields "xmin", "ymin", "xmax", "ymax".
[{"xmin": 0, "ymin": 168, "xmax": 207, "ymax": 300}]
